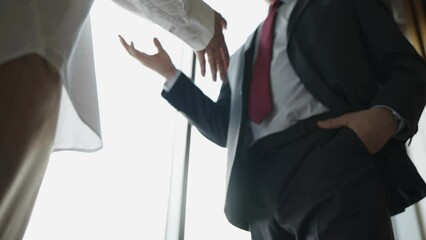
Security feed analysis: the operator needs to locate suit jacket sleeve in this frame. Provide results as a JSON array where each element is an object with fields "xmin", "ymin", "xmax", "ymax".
[
  {"xmin": 111, "ymin": 0, "xmax": 214, "ymax": 50},
  {"xmin": 354, "ymin": 0, "xmax": 426, "ymax": 140},
  {"xmin": 161, "ymin": 73, "xmax": 231, "ymax": 147}
]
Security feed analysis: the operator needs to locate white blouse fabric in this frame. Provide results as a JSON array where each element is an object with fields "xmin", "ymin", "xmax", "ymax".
[{"xmin": 0, "ymin": 0, "xmax": 214, "ymax": 152}]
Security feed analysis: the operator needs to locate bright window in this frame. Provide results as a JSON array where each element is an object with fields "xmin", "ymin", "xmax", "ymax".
[
  {"xmin": 24, "ymin": 1, "xmax": 192, "ymax": 239},
  {"xmin": 183, "ymin": 1, "xmax": 267, "ymax": 240}
]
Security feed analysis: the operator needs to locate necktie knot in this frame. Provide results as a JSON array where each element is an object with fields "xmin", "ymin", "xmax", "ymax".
[{"xmin": 269, "ymin": 0, "xmax": 282, "ymax": 13}]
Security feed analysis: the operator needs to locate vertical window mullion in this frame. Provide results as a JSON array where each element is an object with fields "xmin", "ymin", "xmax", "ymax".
[{"xmin": 164, "ymin": 52, "xmax": 197, "ymax": 240}]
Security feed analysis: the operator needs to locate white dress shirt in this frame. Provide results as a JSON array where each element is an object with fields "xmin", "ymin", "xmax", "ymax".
[
  {"xmin": 0, "ymin": 0, "xmax": 214, "ymax": 152},
  {"xmin": 249, "ymin": 0, "xmax": 328, "ymax": 141}
]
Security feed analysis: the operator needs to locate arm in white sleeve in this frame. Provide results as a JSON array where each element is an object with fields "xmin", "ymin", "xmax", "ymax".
[{"xmin": 111, "ymin": 0, "xmax": 215, "ymax": 50}]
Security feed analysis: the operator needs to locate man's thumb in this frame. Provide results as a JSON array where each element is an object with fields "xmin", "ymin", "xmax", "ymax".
[{"xmin": 317, "ymin": 116, "xmax": 346, "ymax": 129}]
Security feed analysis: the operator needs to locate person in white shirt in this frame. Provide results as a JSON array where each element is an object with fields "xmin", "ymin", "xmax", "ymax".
[{"xmin": 0, "ymin": 1, "xmax": 229, "ymax": 239}]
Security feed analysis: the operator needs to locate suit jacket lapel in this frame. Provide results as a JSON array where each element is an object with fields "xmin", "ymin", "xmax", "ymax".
[
  {"xmin": 287, "ymin": 0, "xmax": 312, "ymax": 41},
  {"xmin": 243, "ymin": 28, "xmax": 258, "ymax": 61}
]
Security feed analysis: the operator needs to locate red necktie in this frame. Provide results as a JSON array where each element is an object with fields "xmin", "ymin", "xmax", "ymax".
[{"xmin": 249, "ymin": 0, "xmax": 282, "ymax": 124}]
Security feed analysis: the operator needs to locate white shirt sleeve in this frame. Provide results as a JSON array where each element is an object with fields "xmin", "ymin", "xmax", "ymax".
[{"xmin": 111, "ymin": 0, "xmax": 215, "ymax": 50}]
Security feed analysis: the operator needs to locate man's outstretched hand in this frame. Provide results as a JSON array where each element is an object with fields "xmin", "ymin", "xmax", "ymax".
[
  {"xmin": 196, "ymin": 11, "xmax": 229, "ymax": 82},
  {"xmin": 119, "ymin": 35, "xmax": 177, "ymax": 81},
  {"xmin": 317, "ymin": 107, "xmax": 399, "ymax": 154}
]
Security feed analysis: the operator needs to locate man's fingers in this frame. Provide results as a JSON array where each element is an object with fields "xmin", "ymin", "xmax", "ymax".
[
  {"xmin": 220, "ymin": 48, "xmax": 229, "ymax": 80},
  {"xmin": 197, "ymin": 51, "xmax": 207, "ymax": 77},
  {"xmin": 216, "ymin": 12, "xmax": 227, "ymax": 30},
  {"xmin": 118, "ymin": 35, "xmax": 140, "ymax": 57},
  {"xmin": 221, "ymin": 16, "xmax": 227, "ymax": 29},
  {"xmin": 221, "ymin": 45, "xmax": 230, "ymax": 67},
  {"xmin": 218, "ymin": 63, "xmax": 227, "ymax": 81},
  {"xmin": 119, "ymin": 35, "xmax": 133, "ymax": 54},
  {"xmin": 317, "ymin": 115, "xmax": 350, "ymax": 129},
  {"xmin": 118, "ymin": 36, "xmax": 149, "ymax": 63},
  {"xmin": 118, "ymin": 35, "xmax": 127, "ymax": 47},
  {"xmin": 129, "ymin": 41, "xmax": 143, "ymax": 58},
  {"xmin": 153, "ymin": 38, "xmax": 164, "ymax": 53},
  {"xmin": 208, "ymin": 51, "xmax": 217, "ymax": 81},
  {"xmin": 218, "ymin": 48, "xmax": 228, "ymax": 81},
  {"xmin": 127, "ymin": 41, "xmax": 139, "ymax": 57},
  {"xmin": 317, "ymin": 118, "xmax": 343, "ymax": 129}
]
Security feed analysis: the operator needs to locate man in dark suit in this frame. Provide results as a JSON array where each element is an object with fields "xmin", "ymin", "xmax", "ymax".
[{"xmin": 120, "ymin": 0, "xmax": 426, "ymax": 239}]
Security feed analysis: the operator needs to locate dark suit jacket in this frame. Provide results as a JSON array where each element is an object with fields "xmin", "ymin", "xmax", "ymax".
[{"xmin": 162, "ymin": 0, "xmax": 426, "ymax": 230}]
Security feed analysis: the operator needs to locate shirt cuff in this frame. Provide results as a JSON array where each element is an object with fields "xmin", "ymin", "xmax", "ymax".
[
  {"xmin": 163, "ymin": 70, "xmax": 182, "ymax": 92},
  {"xmin": 371, "ymin": 105, "xmax": 406, "ymax": 135}
]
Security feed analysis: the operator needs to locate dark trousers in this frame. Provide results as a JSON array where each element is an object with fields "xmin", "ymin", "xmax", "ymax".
[{"xmin": 247, "ymin": 112, "xmax": 394, "ymax": 240}]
